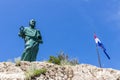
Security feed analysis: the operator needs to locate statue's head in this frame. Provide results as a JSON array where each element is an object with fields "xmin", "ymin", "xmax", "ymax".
[{"xmin": 29, "ymin": 19, "xmax": 36, "ymax": 28}]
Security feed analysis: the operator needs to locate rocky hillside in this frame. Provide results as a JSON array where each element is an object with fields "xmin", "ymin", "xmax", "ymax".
[{"xmin": 0, "ymin": 61, "xmax": 120, "ymax": 80}]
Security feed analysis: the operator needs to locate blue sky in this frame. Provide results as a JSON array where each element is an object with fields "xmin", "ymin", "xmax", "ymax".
[{"xmin": 0, "ymin": 0, "xmax": 120, "ymax": 70}]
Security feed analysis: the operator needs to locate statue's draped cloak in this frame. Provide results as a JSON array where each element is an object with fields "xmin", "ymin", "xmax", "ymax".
[{"xmin": 20, "ymin": 27, "xmax": 42, "ymax": 61}]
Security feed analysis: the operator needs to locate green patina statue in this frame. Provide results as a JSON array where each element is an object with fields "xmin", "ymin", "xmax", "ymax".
[{"xmin": 18, "ymin": 19, "xmax": 43, "ymax": 62}]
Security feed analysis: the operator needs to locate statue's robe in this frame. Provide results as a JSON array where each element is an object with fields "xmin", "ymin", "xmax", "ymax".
[{"xmin": 19, "ymin": 27, "xmax": 42, "ymax": 61}]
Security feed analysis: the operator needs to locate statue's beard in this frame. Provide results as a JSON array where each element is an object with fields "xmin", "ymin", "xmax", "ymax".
[
  {"xmin": 30, "ymin": 24, "xmax": 35, "ymax": 28},
  {"xmin": 31, "ymin": 26, "xmax": 35, "ymax": 28}
]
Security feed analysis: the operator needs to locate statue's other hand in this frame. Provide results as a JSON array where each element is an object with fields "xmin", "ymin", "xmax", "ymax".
[{"xmin": 19, "ymin": 26, "xmax": 24, "ymax": 31}]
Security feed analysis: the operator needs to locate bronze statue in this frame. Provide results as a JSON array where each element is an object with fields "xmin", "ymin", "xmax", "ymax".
[{"xmin": 18, "ymin": 19, "xmax": 43, "ymax": 62}]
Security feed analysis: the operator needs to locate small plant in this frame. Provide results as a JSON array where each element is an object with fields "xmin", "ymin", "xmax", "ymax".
[
  {"xmin": 58, "ymin": 52, "xmax": 68, "ymax": 61},
  {"xmin": 48, "ymin": 56, "xmax": 61, "ymax": 65},
  {"xmin": 48, "ymin": 51, "xmax": 79, "ymax": 66},
  {"xmin": 69, "ymin": 58, "xmax": 79, "ymax": 65},
  {"xmin": 14, "ymin": 57, "xmax": 21, "ymax": 66},
  {"xmin": 33, "ymin": 68, "xmax": 46, "ymax": 77},
  {"xmin": 57, "ymin": 51, "xmax": 79, "ymax": 65},
  {"xmin": 25, "ymin": 65, "xmax": 47, "ymax": 80},
  {"xmin": 60, "ymin": 59, "xmax": 71, "ymax": 65}
]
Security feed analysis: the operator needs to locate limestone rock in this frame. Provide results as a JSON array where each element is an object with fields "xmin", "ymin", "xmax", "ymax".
[{"xmin": 0, "ymin": 62, "xmax": 120, "ymax": 80}]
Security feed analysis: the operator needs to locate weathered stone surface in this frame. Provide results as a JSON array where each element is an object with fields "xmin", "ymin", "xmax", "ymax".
[{"xmin": 0, "ymin": 62, "xmax": 120, "ymax": 80}]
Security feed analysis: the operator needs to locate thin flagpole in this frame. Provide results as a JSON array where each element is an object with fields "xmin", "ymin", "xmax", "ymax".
[{"xmin": 96, "ymin": 44, "xmax": 102, "ymax": 68}]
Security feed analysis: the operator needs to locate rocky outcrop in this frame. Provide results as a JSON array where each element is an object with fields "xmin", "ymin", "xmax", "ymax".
[
  {"xmin": 0, "ymin": 61, "xmax": 120, "ymax": 80},
  {"xmin": 0, "ymin": 62, "xmax": 25, "ymax": 80}
]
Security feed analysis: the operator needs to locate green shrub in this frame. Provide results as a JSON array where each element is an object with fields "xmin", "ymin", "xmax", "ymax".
[
  {"xmin": 48, "ymin": 51, "xmax": 79, "ymax": 66},
  {"xmin": 25, "ymin": 67, "xmax": 47, "ymax": 80},
  {"xmin": 33, "ymin": 68, "xmax": 46, "ymax": 76},
  {"xmin": 57, "ymin": 51, "xmax": 79, "ymax": 65},
  {"xmin": 48, "ymin": 56, "xmax": 61, "ymax": 65}
]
